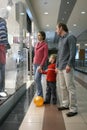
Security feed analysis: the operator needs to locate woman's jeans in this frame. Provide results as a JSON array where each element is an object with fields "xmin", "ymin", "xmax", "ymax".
[
  {"xmin": 0, "ymin": 63, "xmax": 5, "ymax": 92},
  {"xmin": 33, "ymin": 64, "xmax": 43, "ymax": 97}
]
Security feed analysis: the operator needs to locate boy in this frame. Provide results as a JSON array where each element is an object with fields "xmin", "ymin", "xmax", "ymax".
[{"xmin": 40, "ymin": 54, "xmax": 57, "ymax": 104}]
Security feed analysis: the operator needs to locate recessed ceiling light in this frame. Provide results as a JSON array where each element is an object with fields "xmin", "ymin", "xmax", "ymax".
[
  {"xmin": 73, "ymin": 24, "xmax": 77, "ymax": 27},
  {"xmin": 67, "ymin": 1, "xmax": 69, "ymax": 4},
  {"xmin": 20, "ymin": 12, "xmax": 25, "ymax": 15},
  {"xmin": 46, "ymin": 24, "xmax": 49, "ymax": 27},
  {"xmin": 81, "ymin": 11, "xmax": 86, "ymax": 14},
  {"xmin": 44, "ymin": 12, "xmax": 48, "ymax": 15}
]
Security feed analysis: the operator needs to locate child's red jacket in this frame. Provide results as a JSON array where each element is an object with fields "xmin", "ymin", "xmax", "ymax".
[{"xmin": 41, "ymin": 63, "xmax": 56, "ymax": 82}]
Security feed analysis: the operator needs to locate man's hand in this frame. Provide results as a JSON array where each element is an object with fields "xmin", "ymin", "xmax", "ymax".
[{"xmin": 66, "ymin": 65, "xmax": 71, "ymax": 73}]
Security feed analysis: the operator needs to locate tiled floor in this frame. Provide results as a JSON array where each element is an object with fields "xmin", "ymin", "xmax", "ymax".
[
  {"xmin": 74, "ymin": 71, "xmax": 87, "ymax": 83},
  {"xmin": 62, "ymin": 80, "xmax": 87, "ymax": 130},
  {"xmin": 0, "ymin": 71, "xmax": 87, "ymax": 130},
  {"xmin": 19, "ymin": 71, "xmax": 87, "ymax": 130},
  {"xmin": 19, "ymin": 97, "xmax": 45, "ymax": 130}
]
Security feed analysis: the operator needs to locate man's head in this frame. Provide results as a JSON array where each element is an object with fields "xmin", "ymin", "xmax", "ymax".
[{"xmin": 56, "ymin": 22, "xmax": 68, "ymax": 36}]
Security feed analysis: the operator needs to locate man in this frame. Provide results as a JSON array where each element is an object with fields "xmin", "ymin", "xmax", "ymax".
[{"xmin": 56, "ymin": 23, "xmax": 78, "ymax": 117}]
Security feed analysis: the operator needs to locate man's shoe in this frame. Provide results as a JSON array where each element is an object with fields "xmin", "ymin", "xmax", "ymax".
[
  {"xmin": 66, "ymin": 112, "xmax": 78, "ymax": 117},
  {"xmin": 58, "ymin": 106, "xmax": 69, "ymax": 111}
]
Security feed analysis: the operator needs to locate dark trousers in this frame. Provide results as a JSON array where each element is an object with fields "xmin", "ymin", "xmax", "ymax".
[
  {"xmin": 45, "ymin": 81, "xmax": 57, "ymax": 104},
  {"xmin": 0, "ymin": 63, "xmax": 5, "ymax": 92}
]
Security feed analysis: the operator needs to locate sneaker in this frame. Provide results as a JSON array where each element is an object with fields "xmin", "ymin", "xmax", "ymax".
[
  {"xmin": 66, "ymin": 112, "xmax": 78, "ymax": 117},
  {"xmin": 0, "ymin": 92, "xmax": 8, "ymax": 100},
  {"xmin": 57, "ymin": 106, "xmax": 69, "ymax": 111},
  {"xmin": 0, "ymin": 92, "xmax": 7, "ymax": 97}
]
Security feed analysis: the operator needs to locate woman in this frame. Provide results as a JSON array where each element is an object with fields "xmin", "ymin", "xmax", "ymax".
[{"xmin": 33, "ymin": 31, "xmax": 48, "ymax": 97}]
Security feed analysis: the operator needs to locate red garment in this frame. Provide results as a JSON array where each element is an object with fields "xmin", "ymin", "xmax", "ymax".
[
  {"xmin": 0, "ymin": 44, "xmax": 6, "ymax": 64},
  {"xmin": 41, "ymin": 63, "xmax": 56, "ymax": 82},
  {"xmin": 33, "ymin": 41, "xmax": 48, "ymax": 66}
]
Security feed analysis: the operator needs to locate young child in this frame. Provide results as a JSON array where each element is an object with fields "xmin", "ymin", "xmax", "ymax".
[{"xmin": 40, "ymin": 54, "xmax": 57, "ymax": 104}]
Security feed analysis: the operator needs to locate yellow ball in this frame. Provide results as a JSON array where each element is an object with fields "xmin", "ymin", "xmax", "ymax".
[{"xmin": 34, "ymin": 96, "xmax": 44, "ymax": 107}]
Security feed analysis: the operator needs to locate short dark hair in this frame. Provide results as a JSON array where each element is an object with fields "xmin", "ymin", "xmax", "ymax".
[
  {"xmin": 39, "ymin": 31, "xmax": 46, "ymax": 40},
  {"xmin": 58, "ymin": 23, "xmax": 68, "ymax": 32}
]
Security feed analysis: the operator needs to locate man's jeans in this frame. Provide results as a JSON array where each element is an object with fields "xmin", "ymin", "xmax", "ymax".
[
  {"xmin": 33, "ymin": 64, "xmax": 43, "ymax": 97},
  {"xmin": 58, "ymin": 69, "xmax": 78, "ymax": 113},
  {"xmin": 0, "ymin": 63, "xmax": 5, "ymax": 92}
]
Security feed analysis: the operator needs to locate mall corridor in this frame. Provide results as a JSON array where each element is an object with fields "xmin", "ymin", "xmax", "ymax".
[{"xmin": 0, "ymin": 0, "xmax": 87, "ymax": 130}]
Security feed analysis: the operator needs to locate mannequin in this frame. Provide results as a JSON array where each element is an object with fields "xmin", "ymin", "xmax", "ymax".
[{"xmin": 0, "ymin": 17, "xmax": 8, "ymax": 97}]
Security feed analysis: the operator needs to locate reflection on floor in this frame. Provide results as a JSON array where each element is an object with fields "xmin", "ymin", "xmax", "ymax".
[{"xmin": 0, "ymin": 83, "xmax": 36, "ymax": 130}]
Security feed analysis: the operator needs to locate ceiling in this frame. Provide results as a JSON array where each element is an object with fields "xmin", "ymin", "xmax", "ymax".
[{"xmin": 29, "ymin": 0, "xmax": 87, "ymax": 44}]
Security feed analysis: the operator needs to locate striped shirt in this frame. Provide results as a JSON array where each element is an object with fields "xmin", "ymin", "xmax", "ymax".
[{"xmin": 0, "ymin": 17, "xmax": 8, "ymax": 44}]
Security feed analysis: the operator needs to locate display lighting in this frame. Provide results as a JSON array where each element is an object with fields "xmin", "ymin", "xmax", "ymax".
[
  {"xmin": 81, "ymin": 11, "xmax": 86, "ymax": 14},
  {"xmin": 7, "ymin": 0, "xmax": 13, "ymax": 11},
  {"xmin": 44, "ymin": 12, "xmax": 48, "ymax": 15}
]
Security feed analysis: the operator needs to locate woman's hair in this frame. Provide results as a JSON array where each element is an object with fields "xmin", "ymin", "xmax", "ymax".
[
  {"xmin": 58, "ymin": 22, "xmax": 68, "ymax": 32},
  {"xmin": 50, "ymin": 54, "xmax": 57, "ymax": 63},
  {"xmin": 38, "ymin": 31, "xmax": 46, "ymax": 40}
]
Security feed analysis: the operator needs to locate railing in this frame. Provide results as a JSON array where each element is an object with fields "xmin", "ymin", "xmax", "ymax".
[{"xmin": 75, "ymin": 59, "xmax": 87, "ymax": 74}]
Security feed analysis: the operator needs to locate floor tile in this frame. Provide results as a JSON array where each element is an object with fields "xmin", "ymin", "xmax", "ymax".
[
  {"xmin": 19, "ymin": 122, "xmax": 42, "ymax": 130},
  {"xmin": 65, "ymin": 123, "xmax": 87, "ymax": 130},
  {"xmin": 62, "ymin": 112, "xmax": 85, "ymax": 123}
]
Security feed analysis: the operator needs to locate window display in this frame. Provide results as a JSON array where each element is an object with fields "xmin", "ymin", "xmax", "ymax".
[{"xmin": 0, "ymin": 0, "xmax": 29, "ymax": 97}]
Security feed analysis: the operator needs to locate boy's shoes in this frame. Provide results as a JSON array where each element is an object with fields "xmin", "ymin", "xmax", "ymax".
[
  {"xmin": 53, "ymin": 102, "xmax": 57, "ymax": 105},
  {"xmin": 66, "ymin": 112, "xmax": 78, "ymax": 117},
  {"xmin": 44, "ymin": 101, "xmax": 57, "ymax": 105},
  {"xmin": 57, "ymin": 106, "xmax": 69, "ymax": 111},
  {"xmin": 44, "ymin": 101, "xmax": 50, "ymax": 104}
]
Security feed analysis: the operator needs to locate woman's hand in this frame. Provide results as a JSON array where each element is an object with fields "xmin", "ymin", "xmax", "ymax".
[{"xmin": 38, "ymin": 66, "xmax": 42, "ymax": 72}]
